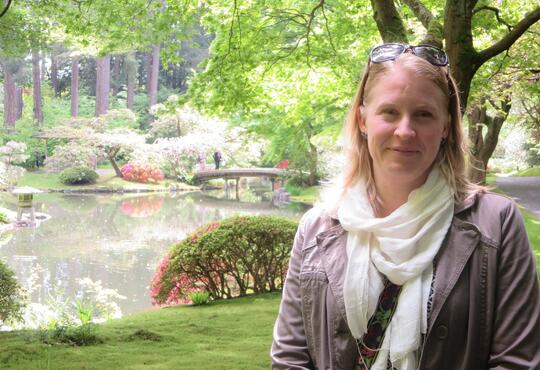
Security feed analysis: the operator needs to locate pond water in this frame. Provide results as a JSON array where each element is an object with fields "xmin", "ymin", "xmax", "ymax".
[{"xmin": 0, "ymin": 187, "xmax": 310, "ymax": 323}]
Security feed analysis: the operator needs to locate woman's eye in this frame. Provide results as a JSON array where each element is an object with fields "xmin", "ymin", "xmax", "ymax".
[
  {"xmin": 416, "ymin": 111, "xmax": 434, "ymax": 118},
  {"xmin": 381, "ymin": 109, "xmax": 398, "ymax": 116}
]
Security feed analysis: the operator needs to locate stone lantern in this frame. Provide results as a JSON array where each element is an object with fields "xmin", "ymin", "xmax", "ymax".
[{"xmin": 12, "ymin": 187, "xmax": 41, "ymax": 224}]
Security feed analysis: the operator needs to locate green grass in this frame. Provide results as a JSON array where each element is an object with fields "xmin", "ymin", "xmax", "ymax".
[
  {"xmin": 513, "ymin": 167, "xmax": 540, "ymax": 177},
  {"xmin": 289, "ymin": 185, "xmax": 321, "ymax": 204},
  {"xmin": 0, "ymin": 293, "xmax": 281, "ymax": 370},
  {"xmin": 522, "ymin": 209, "xmax": 540, "ymax": 267},
  {"xmin": 16, "ymin": 171, "xmax": 197, "ymax": 191}
]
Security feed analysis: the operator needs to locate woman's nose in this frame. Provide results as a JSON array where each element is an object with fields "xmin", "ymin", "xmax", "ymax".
[{"xmin": 394, "ymin": 116, "xmax": 416, "ymax": 139}]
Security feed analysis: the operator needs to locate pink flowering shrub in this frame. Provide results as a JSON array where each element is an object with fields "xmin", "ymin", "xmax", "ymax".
[
  {"xmin": 121, "ymin": 163, "xmax": 164, "ymax": 183},
  {"xmin": 150, "ymin": 216, "xmax": 297, "ymax": 306}
]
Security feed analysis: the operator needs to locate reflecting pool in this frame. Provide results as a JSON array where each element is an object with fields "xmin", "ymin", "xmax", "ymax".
[{"xmin": 0, "ymin": 189, "xmax": 310, "ymax": 320}]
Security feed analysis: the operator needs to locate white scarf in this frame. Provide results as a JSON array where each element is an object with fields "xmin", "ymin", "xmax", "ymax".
[{"xmin": 338, "ymin": 168, "xmax": 454, "ymax": 370}]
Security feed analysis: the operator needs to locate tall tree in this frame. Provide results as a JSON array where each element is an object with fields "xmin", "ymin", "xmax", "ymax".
[
  {"xmin": 95, "ymin": 55, "xmax": 111, "ymax": 116},
  {"xmin": 111, "ymin": 55, "xmax": 123, "ymax": 96},
  {"xmin": 125, "ymin": 52, "xmax": 137, "ymax": 111},
  {"xmin": 71, "ymin": 56, "xmax": 79, "ymax": 117},
  {"xmin": 50, "ymin": 50, "xmax": 60, "ymax": 97},
  {"xmin": 148, "ymin": 45, "xmax": 160, "ymax": 107},
  {"xmin": 32, "ymin": 49, "xmax": 44, "ymax": 125},
  {"xmin": 3, "ymin": 64, "xmax": 18, "ymax": 131},
  {"xmin": 40, "ymin": 52, "xmax": 46, "ymax": 82},
  {"xmin": 15, "ymin": 86, "xmax": 23, "ymax": 120}
]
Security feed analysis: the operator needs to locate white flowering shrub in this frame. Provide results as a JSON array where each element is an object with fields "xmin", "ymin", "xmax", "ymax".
[
  {"xmin": 0, "ymin": 141, "xmax": 29, "ymax": 186},
  {"xmin": 155, "ymin": 132, "xmax": 223, "ymax": 177},
  {"xmin": 148, "ymin": 101, "xmax": 203, "ymax": 140},
  {"xmin": 220, "ymin": 127, "xmax": 268, "ymax": 168},
  {"xmin": 0, "ymin": 162, "xmax": 26, "ymax": 187},
  {"xmin": 44, "ymin": 142, "xmax": 100, "ymax": 173},
  {"xmin": 0, "ymin": 141, "xmax": 29, "ymax": 165}
]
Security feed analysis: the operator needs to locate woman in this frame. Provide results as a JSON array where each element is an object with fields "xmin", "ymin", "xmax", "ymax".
[{"xmin": 271, "ymin": 44, "xmax": 540, "ymax": 370}]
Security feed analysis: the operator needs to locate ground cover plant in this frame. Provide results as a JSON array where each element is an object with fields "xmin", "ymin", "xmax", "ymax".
[
  {"xmin": 0, "ymin": 293, "xmax": 281, "ymax": 370},
  {"xmin": 151, "ymin": 216, "xmax": 297, "ymax": 305}
]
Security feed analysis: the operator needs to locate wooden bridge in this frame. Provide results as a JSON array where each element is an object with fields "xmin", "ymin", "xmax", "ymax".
[{"xmin": 193, "ymin": 168, "xmax": 285, "ymax": 199}]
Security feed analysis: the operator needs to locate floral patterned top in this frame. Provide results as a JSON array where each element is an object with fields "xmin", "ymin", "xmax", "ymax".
[
  {"xmin": 354, "ymin": 267, "xmax": 437, "ymax": 370},
  {"xmin": 354, "ymin": 279, "xmax": 402, "ymax": 370}
]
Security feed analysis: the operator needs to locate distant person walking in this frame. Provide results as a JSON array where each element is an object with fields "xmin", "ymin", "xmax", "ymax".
[
  {"xmin": 213, "ymin": 151, "xmax": 222, "ymax": 169},
  {"xmin": 196, "ymin": 151, "xmax": 206, "ymax": 171}
]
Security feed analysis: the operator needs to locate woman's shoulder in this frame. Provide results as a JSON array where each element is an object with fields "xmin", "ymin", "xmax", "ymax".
[
  {"xmin": 298, "ymin": 206, "xmax": 341, "ymax": 240},
  {"xmin": 457, "ymin": 190, "xmax": 524, "ymax": 246},
  {"xmin": 470, "ymin": 190, "xmax": 519, "ymax": 215}
]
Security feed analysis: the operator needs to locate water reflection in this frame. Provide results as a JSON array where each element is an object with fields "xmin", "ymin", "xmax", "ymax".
[{"xmin": 0, "ymin": 189, "xmax": 309, "ymax": 320}]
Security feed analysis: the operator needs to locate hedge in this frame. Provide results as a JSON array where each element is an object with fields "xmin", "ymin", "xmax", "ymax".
[{"xmin": 150, "ymin": 215, "xmax": 297, "ymax": 305}]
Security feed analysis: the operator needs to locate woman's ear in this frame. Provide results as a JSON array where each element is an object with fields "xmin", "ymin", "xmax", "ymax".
[
  {"xmin": 358, "ymin": 105, "xmax": 367, "ymax": 133},
  {"xmin": 442, "ymin": 113, "xmax": 451, "ymax": 139}
]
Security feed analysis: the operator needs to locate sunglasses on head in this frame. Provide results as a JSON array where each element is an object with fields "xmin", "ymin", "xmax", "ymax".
[{"xmin": 369, "ymin": 43, "xmax": 449, "ymax": 67}]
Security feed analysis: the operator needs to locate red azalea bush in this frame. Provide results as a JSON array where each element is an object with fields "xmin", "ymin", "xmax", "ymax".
[
  {"xmin": 150, "ymin": 215, "xmax": 297, "ymax": 306},
  {"xmin": 121, "ymin": 163, "xmax": 164, "ymax": 183}
]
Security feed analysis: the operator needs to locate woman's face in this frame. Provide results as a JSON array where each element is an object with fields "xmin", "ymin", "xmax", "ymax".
[{"xmin": 360, "ymin": 65, "xmax": 449, "ymax": 189}]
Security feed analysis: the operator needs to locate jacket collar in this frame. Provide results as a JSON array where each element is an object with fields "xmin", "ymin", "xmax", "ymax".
[{"xmin": 315, "ymin": 196, "xmax": 481, "ymax": 331}]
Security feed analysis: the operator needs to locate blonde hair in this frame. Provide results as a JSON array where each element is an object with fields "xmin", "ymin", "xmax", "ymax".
[{"xmin": 341, "ymin": 53, "xmax": 483, "ymax": 213}]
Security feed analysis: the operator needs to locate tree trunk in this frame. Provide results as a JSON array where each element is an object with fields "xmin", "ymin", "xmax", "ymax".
[
  {"xmin": 95, "ymin": 55, "xmax": 111, "ymax": 116},
  {"xmin": 51, "ymin": 52, "xmax": 60, "ymax": 97},
  {"xmin": 148, "ymin": 45, "xmax": 160, "ymax": 107},
  {"xmin": 108, "ymin": 148, "xmax": 123, "ymax": 177},
  {"xmin": 443, "ymin": 0, "xmax": 480, "ymax": 112},
  {"xmin": 3, "ymin": 66, "xmax": 17, "ymax": 131},
  {"xmin": 15, "ymin": 86, "xmax": 23, "ymax": 120},
  {"xmin": 32, "ymin": 49, "xmax": 44, "ymax": 126},
  {"xmin": 467, "ymin": 96, "xmax": 512, "ymax": 184},
  {"xmin": 71, "ymin": 58, "xmax": 79, "ymax": 117},
  {"xmin": 303, "ymin": 121, "xmax": 318, "ymax": 186},
  {"xmin": 41, "ymin": 52, "xmax": 46, "ymax": 83},
  {"xmin": 112, "ymin": 55, "xmax": 123, "ymax": 96},
  {"xmin": 126, "ymin": 52, "xmax": 136, "ymax": 111},
  {"xmin": 145, "ymin": 51, "xmax": 152, "ymax": 93},
  {"xmin": 370, "ymin": 0, "xmax": 408, "ymax": 43},
  {"xmin": 308, "ymin": 141, "xmax": 318, "ymax": 186}
]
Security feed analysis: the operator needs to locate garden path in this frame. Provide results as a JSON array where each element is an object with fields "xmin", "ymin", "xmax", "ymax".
[{"xmin": 495, "ymin": 176, "xmax": 540, "ymax": 218}]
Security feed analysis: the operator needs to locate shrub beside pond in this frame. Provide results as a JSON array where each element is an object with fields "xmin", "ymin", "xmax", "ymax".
[
  {"xmin": 150, "ymin": 215, "xmax": 297, "ymax": 305},
  {"xmin": 59, "ymin": 167, "xmax": 99, "ymax": 185},
  {"xmin": 0, "ymin": 259, "xmax": 25, "ymax": 326},
  {"xmin": 121, "ymin": 163, "xmax": 164, "ymax": 183}
]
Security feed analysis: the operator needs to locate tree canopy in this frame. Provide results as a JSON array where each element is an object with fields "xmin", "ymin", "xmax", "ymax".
[
  {"xmin": 0, "ymin": 0, "xmax": 539, "ymax": 183},
  {"xmin": 188, "ymin": 0, "xmax": 540, "ymax": 183}
]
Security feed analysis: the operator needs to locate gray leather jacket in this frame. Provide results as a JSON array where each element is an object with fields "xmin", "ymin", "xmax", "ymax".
[{"xmin": 271, "ymin": 192, "xmax": 540, "ymax": 370}]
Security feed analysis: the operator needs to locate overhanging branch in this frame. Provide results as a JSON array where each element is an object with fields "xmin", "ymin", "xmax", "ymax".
[
  {"xmin": 401, "ymin": 0, "xmax": 433, "ymax": 29},
  {"xmin": 371, "ymin": 0, "xmax": 408, "ymax": 43},
  {"xmin": 477, "ymin": 7, "xmax": 540, "ymax": 65},
  {"xmin": 473, "ymin": 5, "xmax": 513, "ymax": 31}
]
